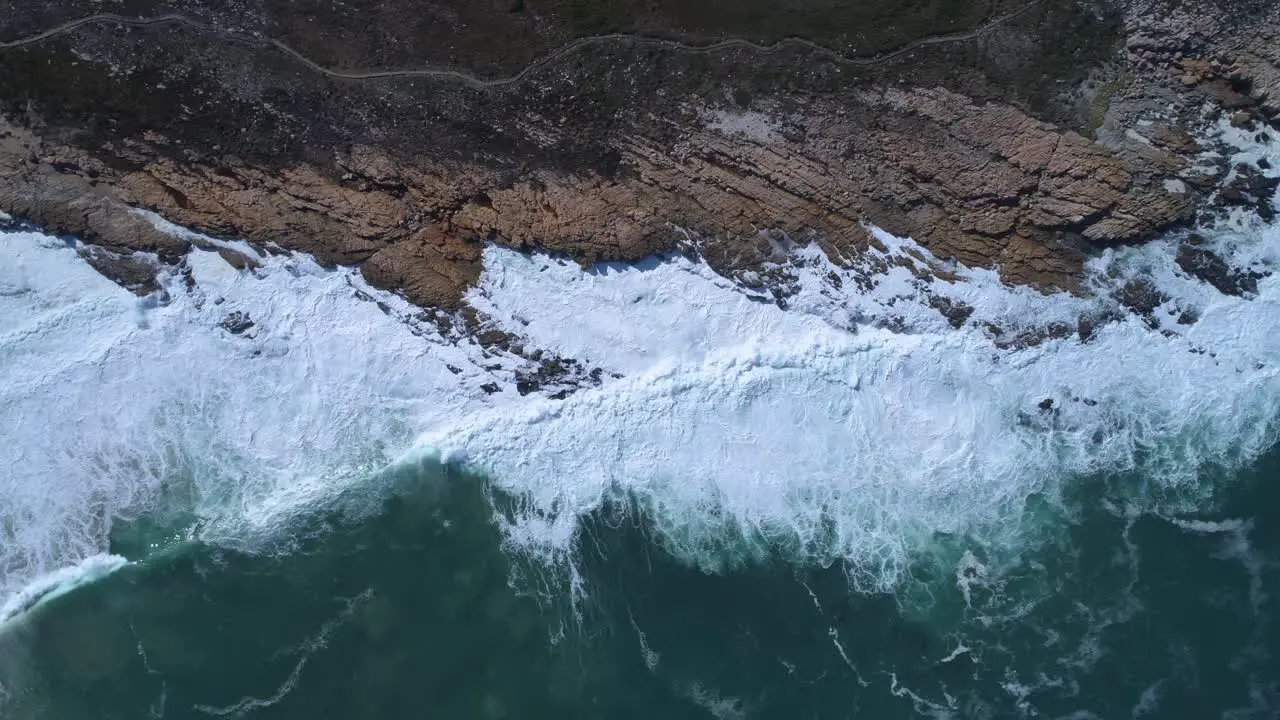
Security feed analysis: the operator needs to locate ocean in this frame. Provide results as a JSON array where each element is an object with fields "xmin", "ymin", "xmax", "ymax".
[{"xmin": 0, "ymin": 119, "xmax": 1277, "ymax": 718}]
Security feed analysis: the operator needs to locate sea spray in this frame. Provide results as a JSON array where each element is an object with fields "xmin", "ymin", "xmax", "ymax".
[
  {"xmin": 427, "ymin": 118, "xmax": 1280, "ymax": 595},
  {"xmin": 0, "ymin": 122, "xmax": 1277, "ymax": 720},
  {"xmin": 0, "ymin": 231, "xmax": 496, "ymax": 606},
  {"xmin": 0, "ymin": 118, "xmax": 1275, "ymax": 619}
]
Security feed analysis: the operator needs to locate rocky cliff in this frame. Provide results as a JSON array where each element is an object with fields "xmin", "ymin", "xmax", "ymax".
[{"xmin": 0, "ymin": 0, "xmax": 1276, "ymax": 311}]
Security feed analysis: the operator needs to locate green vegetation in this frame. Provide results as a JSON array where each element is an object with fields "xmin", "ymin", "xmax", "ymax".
[
  {"xmin": 1089, "ymin": 72, "xmax": 1130, "ymax": 140},
  {"xmin": 563, "ymin": 0, "xmax": 630, "ymax": 35}
]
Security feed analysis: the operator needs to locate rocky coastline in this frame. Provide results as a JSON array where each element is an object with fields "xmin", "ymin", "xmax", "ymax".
[{"xmin": 0, "ymin": 0, "xmax": 1277, "ymax": 335}]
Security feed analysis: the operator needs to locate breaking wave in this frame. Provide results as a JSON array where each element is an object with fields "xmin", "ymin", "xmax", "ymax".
[
  {"xmin": 0, "ymin": 229, "xmax": 498, "ymax": 608},
  {"xmin": 0, "ymin": 119, "xmax": 1276, "ymax": 613},
  {"xmin": 427, "ymin": 119, "xmax": 1280, "ymax": 592}
]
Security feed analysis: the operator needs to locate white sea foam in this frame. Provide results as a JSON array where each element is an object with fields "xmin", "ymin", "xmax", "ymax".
[
  {"xmin": 0, "ymin": 554, "xmax": 126, "ymax": 623},
  {"xmin": 0, "ymin": 119, "xmax": 1277, "ymax": 609},
  {"xmin": 0, "ymin": 231, "xmax": 506, "ymax": 606},
  {"xmin": 431, "ymin": 119, "xmax": 1280, "ymax": 589},
  {"xmin": 434, "ymin": 236, "xmax": 1280, "ymax": 588}
]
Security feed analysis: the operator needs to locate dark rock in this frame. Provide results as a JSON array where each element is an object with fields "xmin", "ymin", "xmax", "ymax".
[
  {"xmin": 994, "ymin": 321, "xmax": 1075, "ymax": 350},
  {"xmin": 1046, "ymin": 321, "xmax": 1074, "ymax": 340},
  {"xmin": 1234, "ymin": 164, "xmax": 1279, "ymax": 195},
  {"xmin": 1220, "ymin": 186, "xmax": 1245, "ymax": 204},
  {"xmin": 1230, "ymin": 110, "xmax": 1257, "ymax": 129},
  {"xmin": 475, "ymin": 329, "xmax": 513, "ymax": 349},
  {"xmin": 928, "ymin": 295, "xmax": 974, "ymax": 329},
  {"xmin": 1115, "ymin": 277, "xmax": 1168, "ymax": 319},
  {"xmin": 504, "ymin": 353, "xmax": 606, "ymax": 398},
  {"xmin": 217, "ymin": 248, "xmax": 260, "ymax": 271},
  {"xmin": 1214, "ymin": 164, "xmax": 1280, "ymax": 220},
  {"xmin": 1175, "ymin": 243, "xmax": 1260, "ymax": 295},
  {"xmin": 875, "ymin": 315, "xmax": 908, "ymax": 334},
  {"xmin": 1076, "ymin": 314, "xmax": 1096, "ymax": 342},
  {"xmin": 218, "ymin": 311, "xmax": 255, "ymax": 334},
  {"xmin": 76, "ymin": 246, "xmax": 162, "ymax": 296}
]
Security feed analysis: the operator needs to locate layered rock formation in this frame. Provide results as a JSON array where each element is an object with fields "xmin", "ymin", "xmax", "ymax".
[{"xmin": 0, "ymin": 0, "xmax": 1275, "ymax": 310}]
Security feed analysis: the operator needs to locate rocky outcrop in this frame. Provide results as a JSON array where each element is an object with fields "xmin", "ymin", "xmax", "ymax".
[
  {"xmin": 117, "ymin": 161, "xmax": 404, "ymax": 266},
  {"xmin": 360, "ymin": 228, "xmax": 483, "ymax": 311},
  {"xmin": 0, "ymin": 83, "xmax": 1192, "ymax": 308},
  {"xmin": 1176, "ymin": 236, "xmax": 1265, "ymax": 296},
  {"xmin": 0, "ymin": 127, "xmax": 186, "ymax": 261},
  {"xmin": 0, "ymin": 0, "xmax": 1273, "ymax": 314},
  {"xmin": 1121, "ymin": 0, "xmax": 1280, "ymax": 115}
]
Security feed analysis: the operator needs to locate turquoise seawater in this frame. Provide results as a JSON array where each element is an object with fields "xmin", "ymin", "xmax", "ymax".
[{"xmin": 1, "ymin": 448, "xmax": 1276, "ymax": 719}]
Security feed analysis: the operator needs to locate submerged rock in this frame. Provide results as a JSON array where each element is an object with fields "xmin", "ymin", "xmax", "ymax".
[
  {"xmin": 1215, "ymin": 163, "xmax": 1280, "ymax": 221},
  {"xmin": 928, "ymin": 295, "xmax": 975, "ymax": 330},
  {"xmin": 218, "ymin": 311, "xmax": 255, "ymax": 335},
  {"xmin": 76, "ymin": 246, "xmax": 163, "ymax": 296},
  {"xmin": 1176, "ymin": 241, "xmax": 1262, "ymax": 295},
  {"xmin": 1114, "ymin": 277, "xmax": 1169, "ymax": 329}
]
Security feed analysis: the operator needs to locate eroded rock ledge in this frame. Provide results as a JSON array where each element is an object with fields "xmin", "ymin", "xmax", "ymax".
[{"xmin": 0, "ymin": 0, "xmax": 1275, "ymax": 312}]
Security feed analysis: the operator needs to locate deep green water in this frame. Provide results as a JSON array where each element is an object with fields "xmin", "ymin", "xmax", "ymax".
[{"xmin": 1, "ymin": 451, "xmax": 1278, "ymax": 720}]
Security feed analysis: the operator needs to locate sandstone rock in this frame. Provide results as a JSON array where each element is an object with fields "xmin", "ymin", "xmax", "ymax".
[
  {"xmin": 1149, "ymin": 126, "xmax": 1198, "ymax": 152},
  {"xmin": 115, "ymin": 159, "xmax": 402, "ymax": 266},
  {"xmin": 4, "ymin": 75, "xmax": 1195, "ymax": 311},
  {"xmin": 0, "ymin": 123, "xmax": 189, "ymax": 259},
  {"xmin": 2, "ymin": 83, "xmax": 1192, "ymax": 308},
  {"xmin": 0, "ymin": 0, "xmax": 1231, "ymax": 315},
  {"xmin": 360, "ymin": 227, "xmax": 482, "ymax": 311},
  {"xmin": 217, "ymin": 248, "xmax": 261, "ymax": 271}
]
